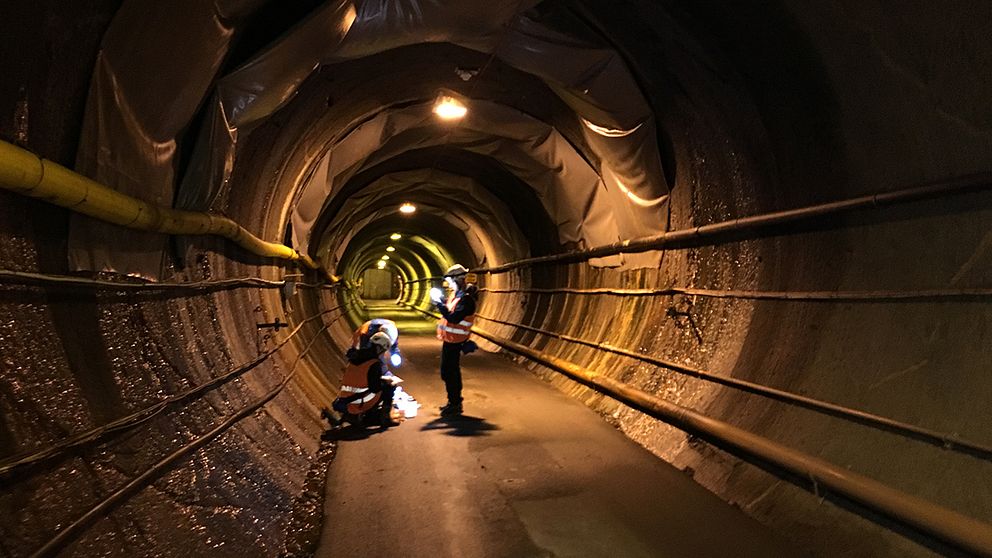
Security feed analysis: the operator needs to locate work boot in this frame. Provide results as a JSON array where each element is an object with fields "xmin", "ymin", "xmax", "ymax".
[
  {"xmin": 320, "ymin": 407, "xmax": 342, "ymax": 428},
  {"xmin": 439, "ymin": 402, "xmax": 463, "ymax": 417},
  {"xmin": 379, "ymin": 407, "xmax": 401, "ymax": 428}
]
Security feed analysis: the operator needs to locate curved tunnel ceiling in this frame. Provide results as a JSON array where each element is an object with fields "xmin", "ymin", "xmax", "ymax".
[
  {"xmin": 320, "ymin": 169, "xmax": 530, "ymax": 267},
  {"xmin": 339, "ymin": 214, "xmax": 476, "ymax": 280},
  {"xmin": 312, "ymin": 146, "xmax": 561, "ymax": 259}
]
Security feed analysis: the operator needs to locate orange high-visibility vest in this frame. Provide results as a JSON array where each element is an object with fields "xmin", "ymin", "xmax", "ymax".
[
  {"xmin": 339, "ymin": 358, "xmax": 382, "ymax": 415},
  {"xmin": 351, "ymin": 321, "xmax": 372, "ymax": 349},
  {"xmin": 437, "ymin": 294, "xmax": 475, "ymax": 343}
]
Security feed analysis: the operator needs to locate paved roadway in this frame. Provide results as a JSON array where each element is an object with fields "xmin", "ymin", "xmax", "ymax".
[{"xmin": 316, "ymin": 302, "xmax": 796, "ymax": 558}]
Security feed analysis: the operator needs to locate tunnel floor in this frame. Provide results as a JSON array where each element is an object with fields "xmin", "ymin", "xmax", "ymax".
[{"xmin": 316, "ymin": 302, "xmax": 796, "ymax": 558}]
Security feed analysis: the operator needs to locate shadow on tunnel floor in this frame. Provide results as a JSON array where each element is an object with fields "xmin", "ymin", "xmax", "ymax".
[
  {"xmin": 419, "ymin": 415, "xmax": 499, "ymax": 437},
  {"xmin": 320, "ymin": 423, "xmax": 392, "ymax": 442}
]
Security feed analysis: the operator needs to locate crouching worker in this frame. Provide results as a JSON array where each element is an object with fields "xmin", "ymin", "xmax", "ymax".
[{"xmin": 331, "ymin": 331, "xmax": 402, "ymax": 428}]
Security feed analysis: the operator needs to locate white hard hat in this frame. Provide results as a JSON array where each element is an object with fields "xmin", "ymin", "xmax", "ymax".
[
  {"xmin": 444, "ymin": 264, "xmax": 469, "ymax": 277},
  {"xmin": 374, "ymin": 321, "xmax": 398, "ymax": 346},
  {"xmin": 370, "ymin": 331, "xmax": 392, "ymax": 353}
]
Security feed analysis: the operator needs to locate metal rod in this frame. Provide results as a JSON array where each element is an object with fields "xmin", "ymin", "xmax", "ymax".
[
  {"xmin": 29, "ymin": 318, "xmax": 336, "ymax": 558},
  {"xmin": 479, "ymin": 285, "xmax": 992, "ymax": 302},
  {"xmin": 403, "ymin": 276, "xmax": 442, "ymax": 283},
  {"xmin": 471, "ymin": 312, "xmax": 992, "ymax": 459},
  {"xmin": 474, "ymin": 173, "xmax": 992, "ymax": 274},
  {"xmin": 400, "ymin": 302, "xmax": 992, "ymax": 556}
]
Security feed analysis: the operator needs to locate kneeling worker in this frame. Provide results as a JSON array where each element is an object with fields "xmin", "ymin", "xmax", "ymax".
[{"xmin": 333, "ymin": 331, "xmax": 401, "ymax": 427}]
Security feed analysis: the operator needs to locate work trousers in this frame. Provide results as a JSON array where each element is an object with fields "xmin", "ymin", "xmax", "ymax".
[
  {"xmin": 364, "ymin": 385, "xmax": 395, "ymax": 426},
  {"xmin": 440, "ymin": 341, "xmax": 463, "ymax": 405},
  {"xmin": 379, "ymin": 384, "xmax": 396, "ymax": 413},
  {"xmin": 332, "ymin": 384, "xmax": 394, "ymax": 420}
]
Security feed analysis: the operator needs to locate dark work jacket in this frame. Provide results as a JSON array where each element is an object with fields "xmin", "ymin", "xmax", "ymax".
[{"xmin": 435, "ymin": 288, "xmax": 476, "ymax": 325}]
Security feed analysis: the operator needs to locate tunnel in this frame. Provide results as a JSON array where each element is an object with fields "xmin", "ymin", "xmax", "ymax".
[{"xmin": 1, "ymin": 1, "xmax": 991, "ymax": 557}]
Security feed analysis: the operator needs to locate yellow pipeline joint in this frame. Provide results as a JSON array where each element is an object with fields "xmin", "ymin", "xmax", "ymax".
[{"xmin": 0, "ymin": 140, "xmax": 330, "ymax": 279}]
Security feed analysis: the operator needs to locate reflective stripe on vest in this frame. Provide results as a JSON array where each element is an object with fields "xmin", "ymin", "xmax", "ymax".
[
  {"xmin": 437, "ymin": 294, "xmax": 475, "ymax": 343},
  {"xmin": 339, "ymin": 358, "xmax": 382, "ymax": 414},
  {"xmin": 348, "ymin": 392, "xmax": 378, "ymax": 405}
]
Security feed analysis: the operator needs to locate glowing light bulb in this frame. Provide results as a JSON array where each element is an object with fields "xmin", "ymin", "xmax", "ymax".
[
  {"xmin": 399, "ymin": 203, "xmax": 416, "ymax": 214},
  {"xmin": 377, "ymin": 260, "xmax": 386, "ymax": 269},
  {"xmin": 433, "ymin": 96, "xmax": 467, "ymax": 120},
  {"xmin": 386, "ymin": 246, "xmax": 395, "ymax": 252},
  {"xmin": 390, "ymin": 233, "xmax": 402, "ymax": 240},
  {"xmin": 381, "ymin": 255, "xmax": 390, "ymax": 260}
]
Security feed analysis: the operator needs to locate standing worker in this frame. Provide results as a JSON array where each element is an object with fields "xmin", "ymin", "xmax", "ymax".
[{"xmin": 431, "ymin": 264, "xmax": 477, "ymax": 416}]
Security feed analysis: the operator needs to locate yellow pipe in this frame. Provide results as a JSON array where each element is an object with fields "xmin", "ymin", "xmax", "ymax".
[{"xmin": 0, "ymin": 140, "xmax": 329, "ymax": 276}]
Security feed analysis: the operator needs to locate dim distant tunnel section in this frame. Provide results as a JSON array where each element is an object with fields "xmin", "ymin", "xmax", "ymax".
[{"xmin": 2, "ymin": 1, "xmax": 992, "ymax": 557}]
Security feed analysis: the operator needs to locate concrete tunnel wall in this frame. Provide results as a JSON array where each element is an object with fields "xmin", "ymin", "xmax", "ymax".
[{"xmin": 1, "ymin": 2, "xmax": 991, "ymax": 557}]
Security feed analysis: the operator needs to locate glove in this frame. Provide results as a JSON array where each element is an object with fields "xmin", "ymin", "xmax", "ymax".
[{"xmin": 429, "ymin": 287, "xmax": 444, "ymax": 304}]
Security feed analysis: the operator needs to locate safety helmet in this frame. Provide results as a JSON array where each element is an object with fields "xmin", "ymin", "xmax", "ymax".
[
  {"xmin": 369, "ymin": 331, "xmax": 392, "ymax": 353},
  {"xmin": 366, "ymin": 320, "xmax": 398, "ymax": 347},
  {"xmin": 444, "ymin": 263, "xmax": 469, "ymax": 277}
]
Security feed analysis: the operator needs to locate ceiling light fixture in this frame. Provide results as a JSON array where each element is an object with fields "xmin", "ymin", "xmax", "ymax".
[
  {"xmin": 399, "ymin": 203, "xmax": 416, "ymax": 214},
  {"xmin": 381, "ymin": 255, "xmax": 390, "ymax": 261},
  {"xmin": 390, "ymin": 233, "xmax": 402, "ymax": 240},
  {"xmin": 433, "ymin": 95, "xmax": 467, "ymax": 120},
  {"xmin": 386, "ymin": 246, "xmax": 396, "ymax": 252}
]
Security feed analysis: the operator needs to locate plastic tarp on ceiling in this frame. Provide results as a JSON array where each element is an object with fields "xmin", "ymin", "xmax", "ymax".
[
  {"xmin": 73, "ymin": 0, "xmax": 670, "ymax": 278},
  {"xmin": 69, "ymin": 0, "xmax": 267, "ymax": 277},
  {"xmin": 317, "ymin": 169, "xmax": 531, "ymax": 270},
  {"xmin": 295, "ymin": 101, "xmax": 622, "ymax": 267}
]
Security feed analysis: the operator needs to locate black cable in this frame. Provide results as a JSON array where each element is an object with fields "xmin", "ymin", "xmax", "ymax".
[
  {"xmin": 29, "ymin": 318, "xmax": 337, "ymax": 558},
  {"xmin": 400, "ymin": 301, "xmax": 992, "ymax": 461},
  {"xmin": 474, "ymin": 173, "xmax": 992, "ymax": 274},
  {"xmin": 0, "ymin": 303, "xmax": 348, "ymax": 476},
  {"xmin": 478, "ymin": 285, "xmax": 992, "ymax": 302}
]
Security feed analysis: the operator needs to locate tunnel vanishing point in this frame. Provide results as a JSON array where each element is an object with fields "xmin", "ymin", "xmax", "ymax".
[{"xmin": 1, "ymin": 1, "xmax": 991, "ymax": 557}]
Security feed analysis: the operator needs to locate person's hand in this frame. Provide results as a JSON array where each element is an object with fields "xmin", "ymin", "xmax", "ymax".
[{"xmin": 430, "ymin": 287, "xmax": 444, "ymax": 304}]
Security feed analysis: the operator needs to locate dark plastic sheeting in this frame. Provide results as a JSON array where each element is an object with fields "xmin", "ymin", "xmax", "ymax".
[
  {"xmin": 73, "ymin": 0, "xmax": 669, "ymax": 278},
  {"xmin": 68, "ymin": 0, "xmax": 266, "ymax": 278},
  {"xmin": 292, "ymin": 101, "xmax": 622, "ymax": 266},
  {"xmin": 316, "ymin": 169, "xmax": 530, "ymax": 269}
]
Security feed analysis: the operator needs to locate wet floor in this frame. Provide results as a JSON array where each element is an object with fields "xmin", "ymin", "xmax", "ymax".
[{"xmin": 316, "ymin": 302, "xmax": 796, "ymax": 558}]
